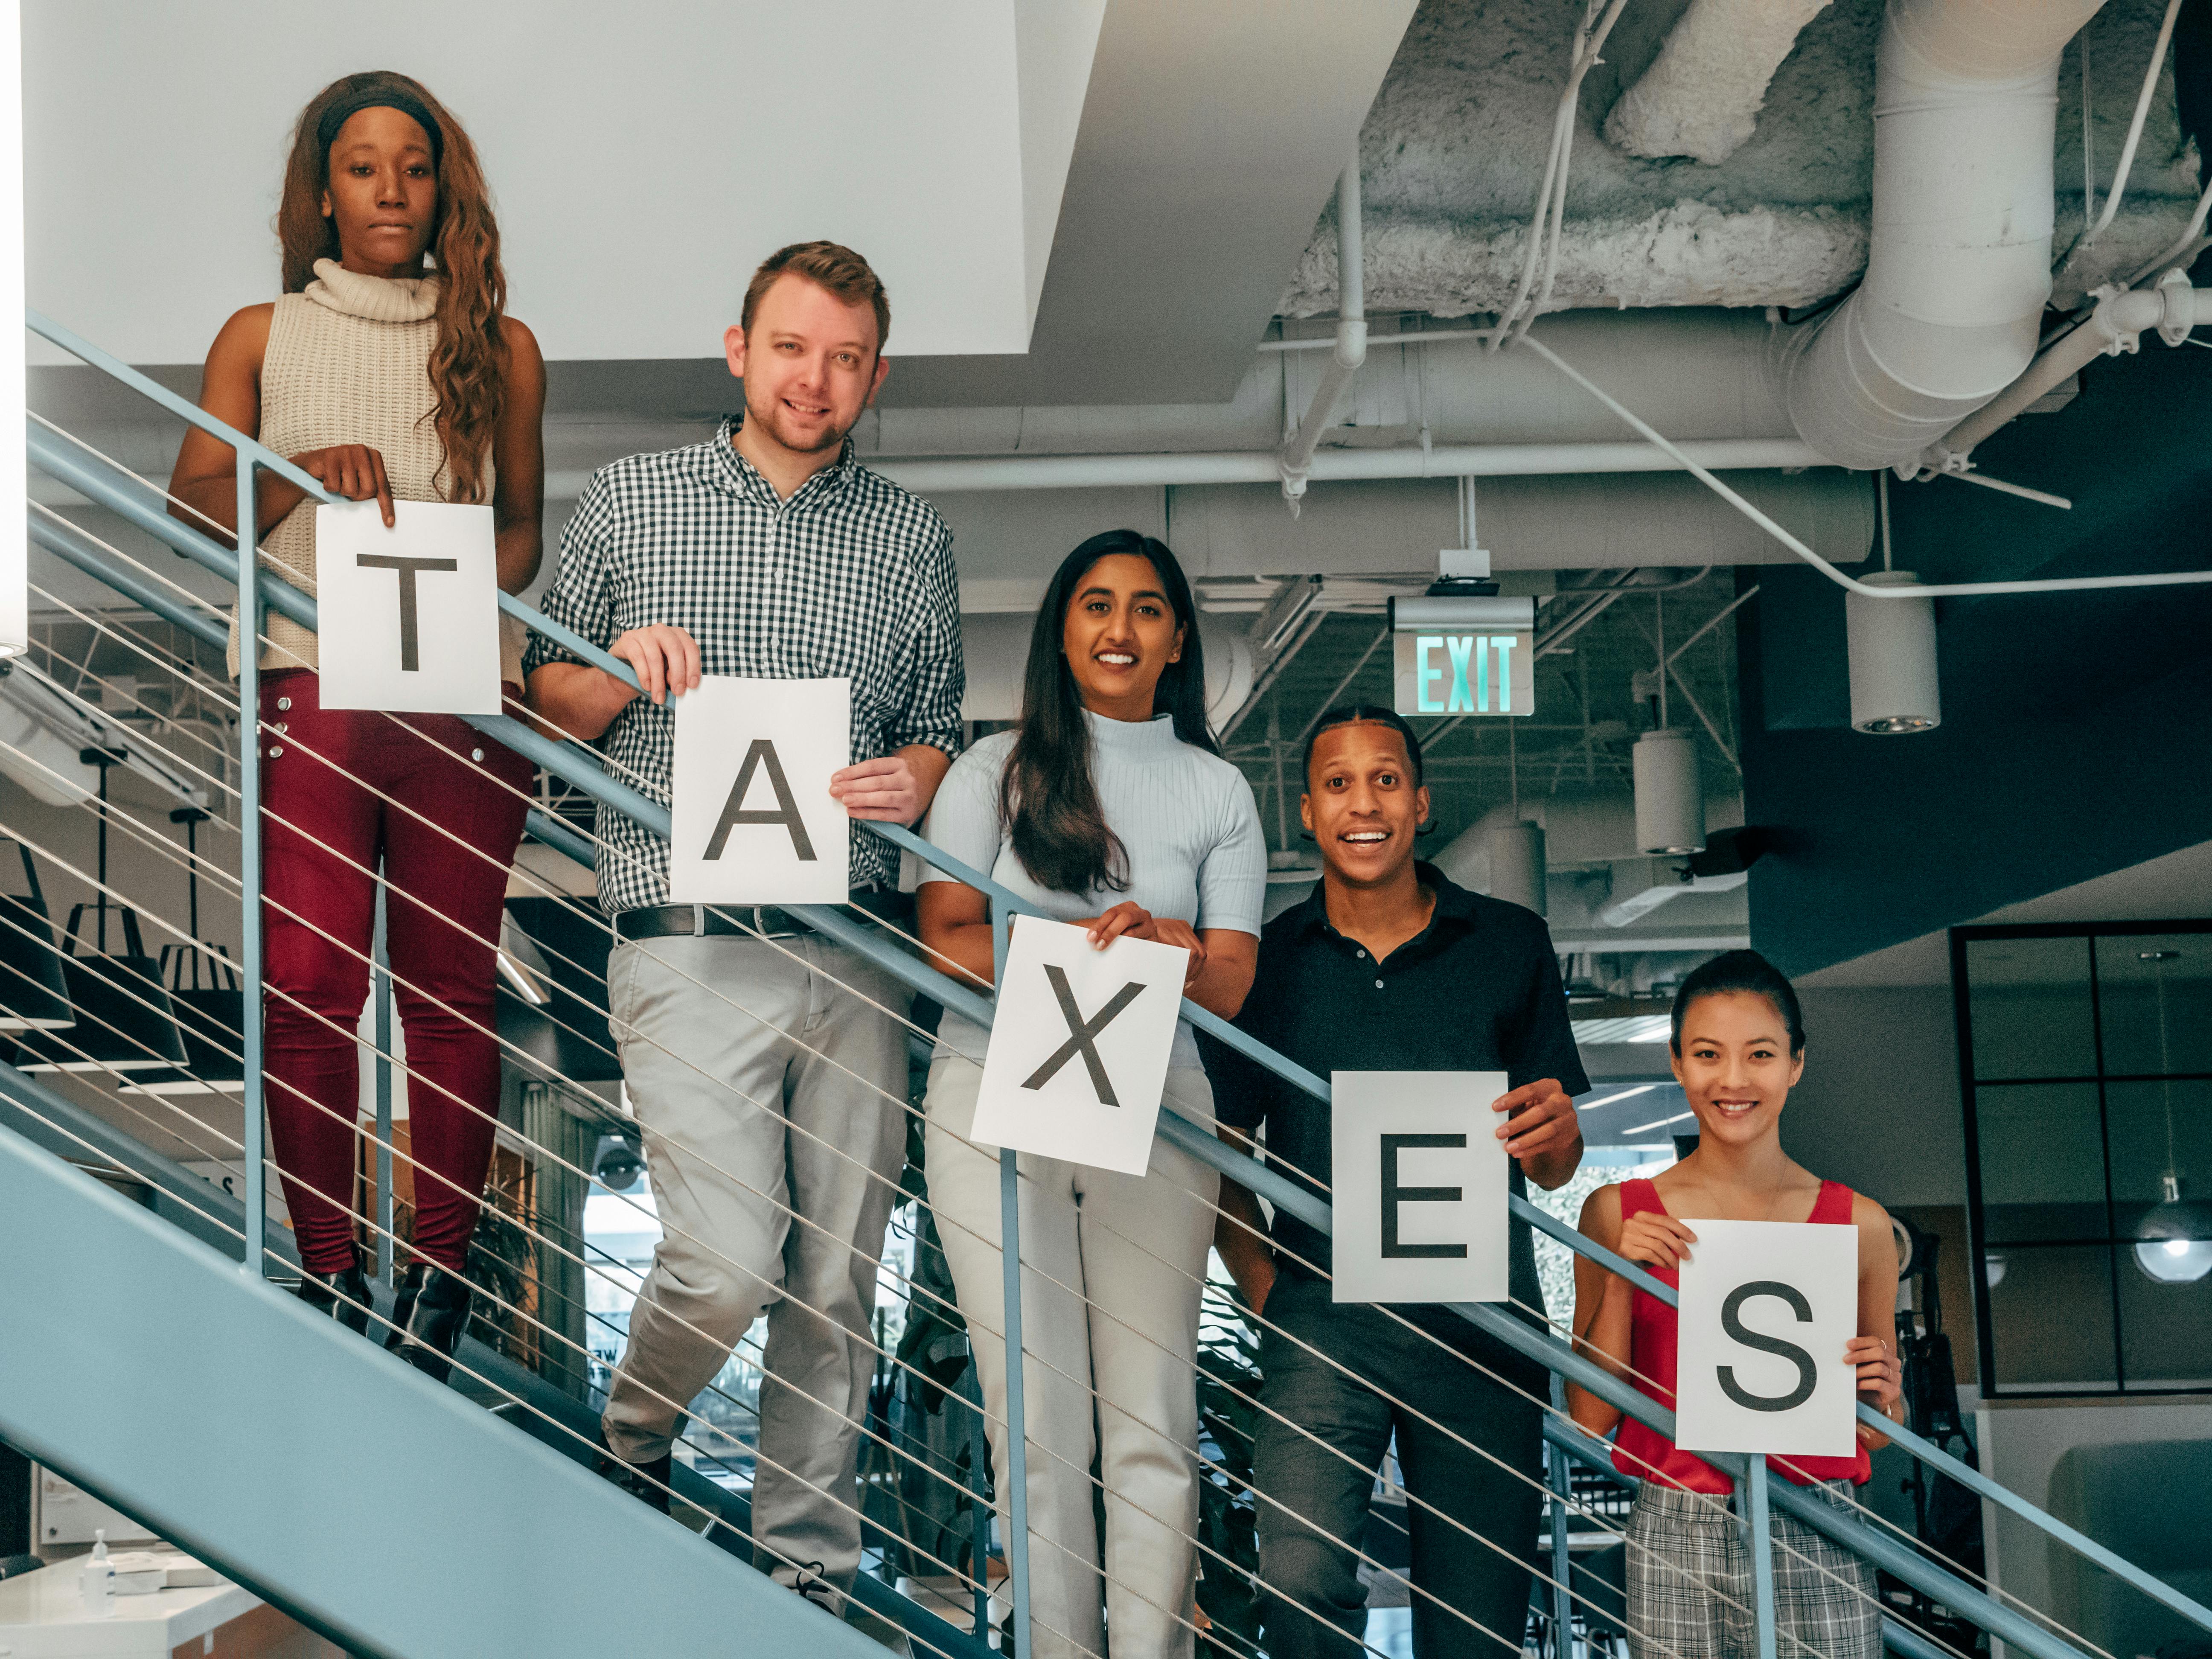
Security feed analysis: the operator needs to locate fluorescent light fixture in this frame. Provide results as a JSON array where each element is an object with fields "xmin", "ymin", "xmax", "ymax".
[
  {"xmin": 1577, "ymin": 1084, "xmax": 1658, "ymax": 1112},
  {"xmin": 496, "ymin": 948, "xmax": 548, "ymax": 1004},
  {"xmin": 1625, "ymin": 1109, "xmax": 1694, "ymax": 1134},
  {"xmin": 1570, "ymin": 1015, "xmax": 1674, "ymax": 1045}
]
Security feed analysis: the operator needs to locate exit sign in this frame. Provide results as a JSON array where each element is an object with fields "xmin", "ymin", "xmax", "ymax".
[{"xmin": 1388, "ymin": 595, "xmax": 1536, "ymax": 719}]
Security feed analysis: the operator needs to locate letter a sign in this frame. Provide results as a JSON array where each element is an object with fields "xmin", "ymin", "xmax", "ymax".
[
  {"xmin": 1331, "ymin": 1072, "xmax": 1510, "ymax": 1303},
  {"xmin": 970, "ymin": 917, "xmax": 1187, "ymax": 1175},
  {"xmin": 315, "ymin": 501, "xmax": 502, "ymax": 714},
  {"xmin": 1676, "ymin": 1220, "xmax": 1858, "ymax": 1458},
  {"xmin": 669, "ymin": 676, "xmax": 850, "ymax": 905}
]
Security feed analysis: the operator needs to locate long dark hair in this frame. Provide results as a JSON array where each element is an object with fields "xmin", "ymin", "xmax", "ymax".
[
  {"xmin": 279, "ymin": 72, "xmax": 507, "ymax": 504},
  {"xmin": 1669, "ymin": 949, "xmax": 1807, "ymax": 1056},
  {"xmin": 1001, "ymin": 530, "xmax": 1217, "ymax": 895}
]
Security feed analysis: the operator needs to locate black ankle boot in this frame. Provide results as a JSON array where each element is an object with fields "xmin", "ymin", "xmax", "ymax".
[
  {"xmin": 294, "ymin": 1249, "xmax": 373, "ymax": 1336},
  {"xmin": 384, "ymin": 1261, "xmax": 472, "ymax": 1382}
]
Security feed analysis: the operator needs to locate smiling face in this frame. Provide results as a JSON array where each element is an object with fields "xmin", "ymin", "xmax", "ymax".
[
  {"xmin": 321, "ymin": 106, "xmax": 438, "ymax": 276},
  {"xmin": 1059, "ymin": 553, "xmax": 1185, "ymax": 721},
  {"xmin": 1671, "ymin": 990, "xmax": 1805, "ymax": 1147},
  {"xmin": 726, "ymin": 272, "xmax": 890, "ymax": 460},
  {"xmin": 1302, "ymin": 721, "xmax": 1430, "ymax": 890}
]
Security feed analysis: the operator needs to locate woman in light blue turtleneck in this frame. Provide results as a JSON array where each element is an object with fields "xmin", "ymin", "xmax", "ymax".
[{"xmin": 919, "ymin": 530, "xmax": 1265, "ymax": 1659}]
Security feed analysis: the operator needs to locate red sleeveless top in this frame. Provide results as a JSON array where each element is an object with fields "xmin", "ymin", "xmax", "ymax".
[{"xmin": 1611, "ymin": 1176, "xmax": 1871, "ymax": 1493}]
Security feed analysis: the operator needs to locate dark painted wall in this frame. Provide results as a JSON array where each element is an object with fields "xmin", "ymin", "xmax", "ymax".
[{"xmin": 1741, "ymin": 335, "xmax": 2212, "ymax": 977}]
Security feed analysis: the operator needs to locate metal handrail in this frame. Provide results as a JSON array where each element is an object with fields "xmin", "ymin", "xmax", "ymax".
[{"xmin": 27, "ymin": 313, "xmax": 2206, "ymax": 1652}]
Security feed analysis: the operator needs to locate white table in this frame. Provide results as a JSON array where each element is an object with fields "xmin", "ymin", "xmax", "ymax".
[{"xmin": 0, "ymin": 1559, "xmax": 259, "ymax": 1657}]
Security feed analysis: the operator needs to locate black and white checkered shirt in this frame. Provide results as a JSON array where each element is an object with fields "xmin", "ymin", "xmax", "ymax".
[{"xmin": 525, "ymin": 416, "xmax": 963, "ymax": 912}]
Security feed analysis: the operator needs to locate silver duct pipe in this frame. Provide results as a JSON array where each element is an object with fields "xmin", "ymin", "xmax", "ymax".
[{"xmin": 1781, "ymin": 0, "xmax": 2107, "ymax": 472}]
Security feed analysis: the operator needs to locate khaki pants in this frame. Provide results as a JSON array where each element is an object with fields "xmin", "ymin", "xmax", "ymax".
[
  {"xmin": 925, "ymin": 1055, "xmax": 1220, "ymax": 1659},
  {"xmin": 601, "ymin": 932, "xmax": 908, "ymax": 1595}
]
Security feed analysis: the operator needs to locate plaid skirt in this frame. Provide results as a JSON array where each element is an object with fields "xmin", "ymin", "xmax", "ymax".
[{"xmin": 1624, "ymin": 1480, "xmax": 1882, "ymax": 1659}]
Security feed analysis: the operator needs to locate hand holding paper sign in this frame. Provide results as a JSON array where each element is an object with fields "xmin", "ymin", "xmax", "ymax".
[
  {"xmin": 314, "ymin": 501, "xmax": 502, "ymax": 715},
  {"xmin": 669, "ymin": 677, "xmax": 851, "ymax": 905},
  {"xmin": 1674, "ymin": 1219, "xmax": 1860, "ymax": 1458},
  {"xmin": 969, "ymin": 917, "xmax": 1188, "ymax": 1175},
  {"xmin": 1331, "ymin": 1072, "xmax": 1511, "ymax": 1304}
]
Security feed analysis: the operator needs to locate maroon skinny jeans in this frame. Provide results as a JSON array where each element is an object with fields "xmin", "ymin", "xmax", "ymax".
[{"xmin": 259, "ymin": 670, "xmax": 533, "ymax": 1275}]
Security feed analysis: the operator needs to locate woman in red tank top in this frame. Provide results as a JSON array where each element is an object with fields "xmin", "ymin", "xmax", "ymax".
[{"xmin": 1564, "ymin": 951, "xmax": 1905, "ymax": 1659}]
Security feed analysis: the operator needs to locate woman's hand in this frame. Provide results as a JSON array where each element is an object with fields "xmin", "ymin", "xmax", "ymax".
[
  {"xmin": 1086, "ymin": 902, "xmax": 1207, "ymax": 985},
  {"xmin": 1848, "ymin": 1336, "xmax": 1903, "ymax": 1446},
  {"xmin": 1614, "ymin": 1210, "xmax": 1698, "ymax": 1272},
  {"xmin": 290, "ymin": 444, "xmax": 394, "ymax": 526}
]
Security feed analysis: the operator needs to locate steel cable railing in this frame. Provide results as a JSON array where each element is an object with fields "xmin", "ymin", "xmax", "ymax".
[
  {"xmin": 10, "ymin": 549, "xmax": 1744, "ymax": 1659},
  {"xmin": 23, "ymin": 309, "xmax": 2209, "ymax": 1659},
  {"xmin": 13, "ymin": 367, "xmax": 2088, "ymax": 1659},
  {"xmin": 0, "ymin": 548, "xmax": 2035, "ymax": 1659}
]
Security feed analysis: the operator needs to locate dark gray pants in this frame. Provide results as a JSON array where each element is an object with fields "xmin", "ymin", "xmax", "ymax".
[{"xmin": 1253, "ymin": 1274, "xmax": 1544, "ymax": 1658}]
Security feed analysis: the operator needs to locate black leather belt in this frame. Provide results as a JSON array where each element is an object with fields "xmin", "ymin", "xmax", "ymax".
[{"xmin": 614, "ymin": 886, "xmax": 913, "ymax": 944}]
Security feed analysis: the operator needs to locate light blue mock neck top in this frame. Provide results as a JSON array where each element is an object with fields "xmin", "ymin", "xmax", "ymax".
[{"xmin": 921, "ymin": 710, "xmax": 1267, "ymax": 1067}]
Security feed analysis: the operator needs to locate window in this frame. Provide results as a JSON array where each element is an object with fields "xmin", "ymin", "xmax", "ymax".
[{"xmin": 1955, "ymin": 924, "xmax": 2212, "ymax": 1396}]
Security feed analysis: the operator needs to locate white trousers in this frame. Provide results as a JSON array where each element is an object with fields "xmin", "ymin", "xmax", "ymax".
[
  {"xmin": 600, "ymin": 933, "xmax": 908, "ymax": 1596},
  {"xmin": 925, "ymin": 1055, "xmax": 1220, "ymax": 1659}
]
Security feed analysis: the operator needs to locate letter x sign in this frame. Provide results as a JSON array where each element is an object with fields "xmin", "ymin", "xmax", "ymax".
[{"xmin": 970, "ymin": 917, "xmax": 1188, "ymax": 1175}]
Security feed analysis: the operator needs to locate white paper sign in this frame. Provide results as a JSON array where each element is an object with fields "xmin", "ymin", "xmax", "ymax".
[
  {"xmin": 1676, "ymin": 1219, "xmax": 1860, "ymax": 1459},
  {"xmin": 669, "ymin": 676, "xmax": 851, "ymax": 905},
  {"xmin": 1331, "ymin": 1071, "xmax": 1510, "ymax": 1303},
  {"xmin": 314, "ymin": 501, "xmax": 502, "ymax": 714},
  {"xmin": 969, "ymin": 916, "xmax": 1187, "ymax": 1176}
]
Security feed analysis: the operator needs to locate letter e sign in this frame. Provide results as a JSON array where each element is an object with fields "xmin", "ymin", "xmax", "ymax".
[
  {"xmin": 970, "ymin": 917, "xmax": 1187, "ymax": 1175},
  {"xmin": 1675, "ymin": 1219, "xmax": 1859, "ymax": 1458},
  {"xmin": 314, "ymin": 501, "xmax": 502, "ymax": 715},
  {"xmin": 669, "ymin": 676, "xmax": 850, "ymax": 905},
  {"xmin": 1331, "ymin": 1072, "xmax": 1509, "ymax": 1304}
]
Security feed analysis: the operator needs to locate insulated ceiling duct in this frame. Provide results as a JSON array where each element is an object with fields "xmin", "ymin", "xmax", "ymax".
[{"xmin": 1781, "ymin": 0, "xmax": 2107, "ymax": 471}]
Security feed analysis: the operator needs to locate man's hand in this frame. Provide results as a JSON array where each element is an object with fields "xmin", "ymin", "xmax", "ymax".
[
  {"xmin": 830, "ymin": 753, "xmax": 923, "ymax": 822},
  {"xmin": 611, "ymin": 625, "xmax": 701, "ymax": 706},
  {"xmin": 1493, "ymin": 1077, "xmax": 1583, "ymax": 1188}
]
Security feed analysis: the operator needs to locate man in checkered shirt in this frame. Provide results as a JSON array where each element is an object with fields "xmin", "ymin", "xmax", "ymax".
[{"xmin": 526, "ymin": 242, "xmax": 961, "ymax": 1614}]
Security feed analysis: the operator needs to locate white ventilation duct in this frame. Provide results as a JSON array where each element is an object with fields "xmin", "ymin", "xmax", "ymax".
[
  {"xmin": 1604, "ymin": 0, "xmax": 1833, "ymax": 166},
  {"xmin": 1781, "ymin": 0, "xmax": 2107, "ymax": 472},
  {"xmin": 1487, "ymin": 818, "xmax": 1547, "ymax": 916}
]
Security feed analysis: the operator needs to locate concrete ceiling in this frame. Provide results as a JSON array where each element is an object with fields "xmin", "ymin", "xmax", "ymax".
[{"xmin": 1284, "ymin": 0, "xmax": 2201, "ymax": 320}]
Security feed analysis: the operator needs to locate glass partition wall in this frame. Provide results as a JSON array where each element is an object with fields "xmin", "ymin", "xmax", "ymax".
[{"xmin": 1955, "ymin": 923, "xmax": 2212, "ymax": 1396}]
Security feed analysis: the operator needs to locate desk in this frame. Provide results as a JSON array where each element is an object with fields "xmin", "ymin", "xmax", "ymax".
[{"xmin": 0, "ymin": 1560, "xmax": 335, "ymax": 1657}]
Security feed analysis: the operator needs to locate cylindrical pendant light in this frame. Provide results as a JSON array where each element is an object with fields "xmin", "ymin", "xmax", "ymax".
[
  {"xmin": 1847, "ymin": 570, "xmax": 1940, "ymax": 734},
  {"xmin": 1489, "ymin": 818, "xmax": 1547, "ymax": 915},
  {"xmin": 1633, "ymin": 728, "xmax": 1704, "ymax": 854}
]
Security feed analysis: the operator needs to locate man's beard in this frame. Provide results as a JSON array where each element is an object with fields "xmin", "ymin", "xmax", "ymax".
[{"xmin": 744, "ymin": 384, "xmax": 852, "ymax": 457}]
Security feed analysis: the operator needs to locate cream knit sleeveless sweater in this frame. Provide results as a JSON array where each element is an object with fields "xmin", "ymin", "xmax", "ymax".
[{"xmin": 234, "ymin": 258, "xmax": 525, "ymax": 683}]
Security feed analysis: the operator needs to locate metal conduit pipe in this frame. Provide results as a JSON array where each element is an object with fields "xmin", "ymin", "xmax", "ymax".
[
  {"xmin": 1276, "ymin": 147, "xmax": 1366, "ymax": 509},
  {"xmin": 32, "ymin": 397, "xmax": 2212, "ymax": 1656},
  {"xmin": 1782, "ymin": 0, "xmax": 2108, "ymax": 472},
  {"xmin": 876, "ymin": 437, "xmax": 1828, "ymax": 493},
  {"xmin": 1930, "ymin": 276, "xmax": 2203, "ymax": 466}
]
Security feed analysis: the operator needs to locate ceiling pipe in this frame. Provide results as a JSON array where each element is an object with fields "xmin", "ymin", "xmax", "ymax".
[
  {"xmin": 857, "ymin": 437, "xmax": 1826, "ymax": 495},
  {"xmin": 1277, "ymin": 148, "xmax": 1367, "ymax": 513},
  {"xmin": 1780, "ymin": 0, "xmax": 2108, "ymax": 472},
  {"xmin": 1927, "ymin": 274, "xmax": 2202, "ymax": 469}
]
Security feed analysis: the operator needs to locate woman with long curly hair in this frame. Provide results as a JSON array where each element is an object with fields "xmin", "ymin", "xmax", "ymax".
[{"xmin": 169, "ymin": 70, "xmax": 545, "ymax": 1379}]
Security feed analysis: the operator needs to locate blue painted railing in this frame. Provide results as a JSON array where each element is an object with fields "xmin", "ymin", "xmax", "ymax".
[{"xmin": 27, "ymin": 306, "xmax": 2210, "ymax": 1659}]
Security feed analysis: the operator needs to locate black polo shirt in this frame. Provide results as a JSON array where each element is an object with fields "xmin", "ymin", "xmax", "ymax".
[{"xmin": 1201, "ymin": 864, "xmax": 1589, "ymax": 1316}]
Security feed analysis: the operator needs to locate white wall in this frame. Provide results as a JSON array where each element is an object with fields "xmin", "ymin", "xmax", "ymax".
[{"xmin": 25, "ymin": 0, "xmax": 1039, "ymax": 364}]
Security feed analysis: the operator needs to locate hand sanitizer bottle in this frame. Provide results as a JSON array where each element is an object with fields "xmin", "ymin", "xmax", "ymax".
[{"xmin": 79, "ymin": 1528, "xmax": 114, "ymax": 1616}]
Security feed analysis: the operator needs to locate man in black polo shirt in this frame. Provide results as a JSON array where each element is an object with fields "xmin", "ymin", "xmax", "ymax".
[{"xmin": 1206, "ymin": 704, "xmax": 1586, "ymax": 1658}]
